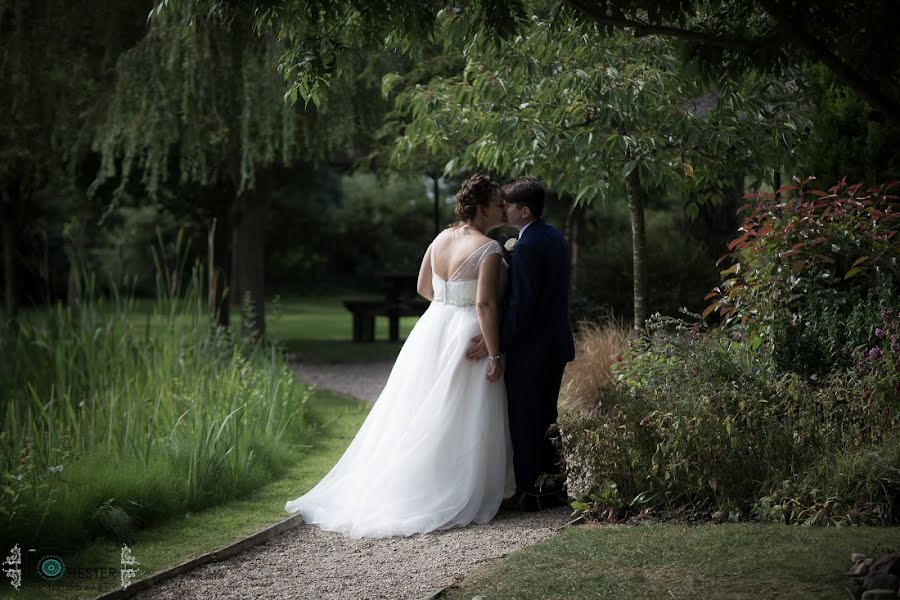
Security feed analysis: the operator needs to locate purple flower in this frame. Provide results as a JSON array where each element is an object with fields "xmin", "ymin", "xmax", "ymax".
[
  {"xmin": 855, "ymin": 361, "xmax": 863, "ymax": 370},
  {"xmin": 868, "ymin": 347, "xmax": 883, "ymax": 360},
  {"xmin": 875, "ymin": 327, "xmax": 885, "ymax": 339},
  {"xmin": 891, "ymin": 334, "xmax": 899, "ymax": 353}
]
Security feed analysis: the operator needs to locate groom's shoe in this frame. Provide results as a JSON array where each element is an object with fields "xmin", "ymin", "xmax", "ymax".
[
  {"xmin": 501, "ymin": 489, "xmax": 568, "ymax": 512},
  {"xmin": 500, "ymin": 491, "xmax": 526, "ymax": 512}
]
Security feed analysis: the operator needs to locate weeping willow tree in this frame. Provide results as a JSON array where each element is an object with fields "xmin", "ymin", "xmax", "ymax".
[
  {"xmin": 93, "ymin": 2, "xmax": 379, "ymax": 336},
  {"xmin": 0, "ymin": 0, "xmax": 152, "ymax": 318}
]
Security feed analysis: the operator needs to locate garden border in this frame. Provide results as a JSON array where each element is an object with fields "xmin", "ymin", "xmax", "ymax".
[{"xmin": 90, "ymin": 513, "xmax": 304, "ymax": 600}]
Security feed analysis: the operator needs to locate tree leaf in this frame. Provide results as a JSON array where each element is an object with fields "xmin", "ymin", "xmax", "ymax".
[{"xmin": 381, "ymin": 72, "xmax": 403, "ymax": 98}]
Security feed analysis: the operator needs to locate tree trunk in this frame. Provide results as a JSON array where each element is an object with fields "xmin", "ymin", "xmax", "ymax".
[
  {"xmin": 756, "ymin": 0, "xmax": 900, "ymax": 132},
  {"xmin": 210, "ymin": 201, "xmax": 232, "ymax": 329},
  {"xmin": 1, "ymin": 201, "xmax": 16, "ymax": 320},
  {"xmin": 564, "ymin": 197, "xmax": 584, "ymax": 297},
  {"xmin": 230, "ymin": 198, "xmax": 242, "ymax": 322},
  {"xmin": 233, "ymin": 172, "xmax": 271, "ymax": 340},
  {"xmin": 432, "ymin": 173, "xmax": 440, "ymax": 237},
  {"xmin": 773, "ymin": 169, "xmax": 781, "ymax": 199},
  {"xmin": 624, "ymin": 164, "xmax": 649, "ymax": 332}
]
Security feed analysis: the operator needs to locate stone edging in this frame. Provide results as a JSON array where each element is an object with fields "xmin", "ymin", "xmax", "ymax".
[{"xmin": 90, "ymin": 514, "xmax": 304, "ymax": 600}]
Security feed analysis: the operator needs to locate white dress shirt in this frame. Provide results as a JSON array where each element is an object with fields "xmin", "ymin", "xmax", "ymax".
[{"xmin": 518, "ymin": 219, "xmax": 536, "ymax": 240}]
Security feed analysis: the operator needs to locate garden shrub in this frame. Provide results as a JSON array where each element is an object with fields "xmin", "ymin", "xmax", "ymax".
[
  {"xmin": 559, "ymin": 311, "xmax": 900, "ymax": 524},
  {"xmin": 705, "ymin": 178, "xmax": 900, "ymax": 376}
]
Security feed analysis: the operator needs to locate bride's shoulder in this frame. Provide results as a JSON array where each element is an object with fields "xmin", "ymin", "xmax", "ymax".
[
  {"xmin": 430, "ymin": 228, "xmax": 452, "ymax": 246},
  {"xmin": 478, "ymin": 234, "xmax": 500, "ymax": 247}
]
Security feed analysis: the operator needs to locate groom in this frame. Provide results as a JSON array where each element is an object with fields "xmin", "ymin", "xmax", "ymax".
[{"xmin": 467, "ymin": 176, "xmax": 575, "ymax": 511}]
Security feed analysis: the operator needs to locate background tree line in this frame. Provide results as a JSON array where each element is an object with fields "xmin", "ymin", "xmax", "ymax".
[{"xmin": 2, "ymin": 0, "xmax": 898, "ymax": 335}]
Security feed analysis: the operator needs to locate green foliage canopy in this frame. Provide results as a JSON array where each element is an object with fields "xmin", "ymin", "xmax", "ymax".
[
  {"xmin": 187, "ymin": 0, "xmax": 899, "ymax": 133},
  {"xmin": 94, "ymin": 2, "xmax": 380, "ymax": 199},
  {"xmin": 0, "ymin": 1, "xmax": 151, "ymax": 191},
  {"xmin": 385, "ymin": 9, "xmax": 807, "ymax": 206}
]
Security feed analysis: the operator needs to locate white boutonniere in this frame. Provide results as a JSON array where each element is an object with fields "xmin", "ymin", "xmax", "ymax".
[{"xmin": 504, "ymin": 237, "xmax": 517, "ymax": 252}]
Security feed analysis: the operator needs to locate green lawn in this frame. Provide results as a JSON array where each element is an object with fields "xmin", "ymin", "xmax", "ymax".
[
  {"xmin": 446, "ymin": 522, "xmax": 900, "ymax": 600},
  {"xmin": 9, "ymin": 389, "xmax": 370, "ymax": 600},
  {"xmin": 267, "ymin": 295, "xmax": 418, "ymax": 362}
]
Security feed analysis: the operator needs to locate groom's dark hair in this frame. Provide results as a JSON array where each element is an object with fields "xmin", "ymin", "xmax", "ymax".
[{"xmin": 502, "ymin": 177, "xmax": 545, "ymax": 218}]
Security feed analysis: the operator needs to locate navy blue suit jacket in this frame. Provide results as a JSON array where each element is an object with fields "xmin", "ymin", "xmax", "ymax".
[{"xmin": 500, "ymin": 218, "xmax": 575, "ymax": 363}]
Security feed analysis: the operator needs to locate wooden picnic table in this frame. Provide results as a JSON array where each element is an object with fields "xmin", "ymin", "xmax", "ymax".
[{"xmin": 342, "ymin": 272, "xmax": 428, "ymax": 342}]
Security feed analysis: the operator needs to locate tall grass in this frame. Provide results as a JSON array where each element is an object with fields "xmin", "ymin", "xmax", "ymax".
[
  {"xmin": 0, "ymin": 232, "xmax": 309, "ymax": 550},
  {"xmin": 559, "ymin": 321, "xmax": 630, "ymax": 414}
]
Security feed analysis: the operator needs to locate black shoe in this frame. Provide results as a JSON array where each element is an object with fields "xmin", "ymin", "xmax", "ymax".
[
  {"xmin": 500, "ymin": 492, "xmax": 524, "ymax": 511},
  {"xmin": 502, "ymin": 489, "xmax": 568, "ymax": 512}
]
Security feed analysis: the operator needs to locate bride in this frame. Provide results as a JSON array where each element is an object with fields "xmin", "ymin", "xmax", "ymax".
[{"xmin": 285, "ymin": 174, "xmax": 515, "ymax": 538}]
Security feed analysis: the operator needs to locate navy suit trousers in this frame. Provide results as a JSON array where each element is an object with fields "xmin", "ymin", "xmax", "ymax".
[{"xmin": 505, "ymin": 350, "xmax": 566, "ymax": 494}]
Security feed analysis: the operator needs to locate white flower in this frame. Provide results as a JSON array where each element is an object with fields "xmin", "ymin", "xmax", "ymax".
[
  {"xmin": 49, "ymin": 465, "xmax": 64, "ymax": 473},
  {"xmin": 504, "ymin": 238, "xmax": 517, "ymax": 252}
]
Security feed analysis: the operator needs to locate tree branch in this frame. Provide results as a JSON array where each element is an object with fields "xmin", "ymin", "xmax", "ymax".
[
  {"xmin": 565, "ymin": 0, "xmax": 900, "ymax": 131},
  {"xmin": 755, "ymin": 0, "xmax": 900, "ymax": 131},
  {"xmin": 565, "ymin": 0, "xmax": 779, "ymax": 51}
]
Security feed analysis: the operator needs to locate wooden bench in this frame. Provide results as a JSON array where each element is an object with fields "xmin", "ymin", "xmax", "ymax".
[{"xmin": 342, "ymin": 299, "xmax": 429, "ymax": 342}]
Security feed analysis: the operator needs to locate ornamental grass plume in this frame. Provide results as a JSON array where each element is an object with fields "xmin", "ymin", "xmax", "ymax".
[{"xmin": 559, "ymin": 319, "xmax": 630, "ymax": 414}]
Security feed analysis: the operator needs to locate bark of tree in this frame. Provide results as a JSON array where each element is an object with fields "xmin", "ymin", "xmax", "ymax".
[
  {"xmin": 210, "ymin": 200, "xmax": 232, "ymax": 329},
  {"xmin": 1, "ymin": 199, "xmax": 17, "ymax": 320},
  {"xmin": 233, "ymin": 171, "xmax": 271, "ymax": 340},
  {"xmin": 431, "ymin": 173, "xmax": 441, "ymax": 237},
  {"xmin": 624, "ymin": 164, "xmax": 649, "ymax": 332}
]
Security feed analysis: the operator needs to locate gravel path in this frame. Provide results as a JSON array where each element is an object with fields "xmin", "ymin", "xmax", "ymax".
[
  {"xmin": 130, "ymin": 361, "xmax": 572, "ymax": 600},
  {"xmin": 292, "ymin": 361, "xmax": 394, "ymax": 404},
  {"xmin": 133, "ymin": 508, "xmax": 571, "ymax": 600}
]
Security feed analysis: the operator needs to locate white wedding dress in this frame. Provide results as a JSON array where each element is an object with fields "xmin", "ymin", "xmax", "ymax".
[{"xmin": 285, "ymin": 236, "xmax": 516, "ymax": 538}]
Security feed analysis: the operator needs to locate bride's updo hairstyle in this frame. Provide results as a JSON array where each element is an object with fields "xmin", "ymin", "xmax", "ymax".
[{"xmin": 454, "ymin": 174, "xmax": 501, "ymax": 223}]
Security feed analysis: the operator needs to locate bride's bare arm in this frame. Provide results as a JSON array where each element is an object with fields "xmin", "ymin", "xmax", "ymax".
[
  {"xmin": 417, "ymin": 243, "xmax": 434, "ymax": 301},
  {"xmin": 475, "ymin": 252, "xmax": 502, "ymax": 359}
]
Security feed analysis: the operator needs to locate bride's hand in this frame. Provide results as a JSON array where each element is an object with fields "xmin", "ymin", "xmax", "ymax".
[
  {"xmin": 486, "ymin": 356, "xmax": 503, "ymax": 382},
  {"xmin": 465, "ymin": 335, "xmax": 488, "ymax": 361}
]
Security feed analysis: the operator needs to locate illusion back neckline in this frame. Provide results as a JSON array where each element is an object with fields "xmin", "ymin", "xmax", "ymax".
[{"xmin": 432, "ymin": 239, "xmax": 495, "ymax": 282}]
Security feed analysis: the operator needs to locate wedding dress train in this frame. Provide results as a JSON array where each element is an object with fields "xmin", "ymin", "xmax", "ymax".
[{"xmin": 285, "ymin": 238, "xmax": 515, "ymax": 538}]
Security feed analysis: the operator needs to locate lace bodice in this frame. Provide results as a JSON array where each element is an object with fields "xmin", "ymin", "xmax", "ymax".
[{"xmin": 431, "ymin": 238, "xmax": 505, "ymax": 307}]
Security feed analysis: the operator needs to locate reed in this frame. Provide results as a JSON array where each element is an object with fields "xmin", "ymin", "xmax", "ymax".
[{"xmin": 0, "ymin": 232, "xmax": 308, "ymax": 549}]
